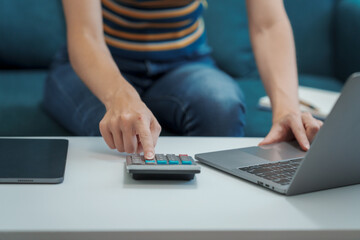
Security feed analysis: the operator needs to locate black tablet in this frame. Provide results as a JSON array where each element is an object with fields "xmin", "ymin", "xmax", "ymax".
[{"xmin": 0, "ymin": 139, "xmax": 68, "ymax": 184}]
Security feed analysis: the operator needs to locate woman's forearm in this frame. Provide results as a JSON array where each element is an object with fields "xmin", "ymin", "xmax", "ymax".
[
  {"xmin": 62, "ymin": 0, "xmax": 137, "ymax": 109},
  {"xmin": 67, "ymin": 34, "xmax": 137, "ymax": 109},
  {"xmin": 248, "ymin": 4, "xmax": 300, "ymax": 119}
]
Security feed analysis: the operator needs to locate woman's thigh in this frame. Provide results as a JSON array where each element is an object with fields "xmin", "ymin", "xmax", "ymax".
[{"xmin": 142, "ymin": 62, "xmax": 246, "ymax": 136}]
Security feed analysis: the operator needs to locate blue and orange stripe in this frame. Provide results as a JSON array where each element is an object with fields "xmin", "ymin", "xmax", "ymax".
[{"xmin": 101, "ymin": 0, "xmax": 209, "ymax": 60}]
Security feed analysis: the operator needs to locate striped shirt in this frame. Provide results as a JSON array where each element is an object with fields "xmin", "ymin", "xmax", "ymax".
[{"xmin": 101, "ymin": 0, "xmax": 209, "ymax": 61}]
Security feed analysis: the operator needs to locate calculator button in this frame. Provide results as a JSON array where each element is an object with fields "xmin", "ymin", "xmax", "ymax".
[
  {"xmin": 155, "ymin": 154, "xmax": 167, "ymax": 160},
  {"xmin": 181, "ymin": 160, "xmax": 192, "ymax": 165},
  {"xmin": 131, "ymin": 156, "xmax": 144, "ymax": 165},
  {"xmin": 166, "ymin": 154, "xmax": 176, "ymax": 159},
  {"xmin": 166, "ymin": 154, "xmax": 180, "ymax": 160},
  {"xmin": 166, "ymin": 154, "xmax": 180, "ymax": 164},
  {"xmin": 145, "ymin": 160, "xmax": 156, "ymax": 164},
  {"xmin": 155, "ymin": 154, "xmax": 167, "ymax": 164},
  {"xmin": 179, "ymin": 155, "xmax": 190, "ymax": 160},
  {"xmin": 156, "ymin": 160, "xmax": 168, "ymax": 165},
  {"xmin": 179, "ymin": 155, "xmax": 192, "ymax": 165},
  {"xmin": 169, "ymin": 160, "xmax": 179, "ymax": 164}
]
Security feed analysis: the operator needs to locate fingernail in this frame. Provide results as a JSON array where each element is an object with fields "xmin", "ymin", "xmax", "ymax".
[
  {"xmin": 146, "ymin": 152, "xmax": 154, "ymax": 159},
  {"xmin": 305, "ymin": 143, "xmax": 310, "ymax": 150}
]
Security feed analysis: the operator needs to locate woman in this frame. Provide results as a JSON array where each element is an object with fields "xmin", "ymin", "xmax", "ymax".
[{"xmin": 44, "ymin": 0, "xmax": 322, "ymax": 159}]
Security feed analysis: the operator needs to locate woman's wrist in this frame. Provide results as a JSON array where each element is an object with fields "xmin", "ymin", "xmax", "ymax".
[
  {"xmin": 272, "ymin": 103, "xmax": 301, "ymax": 123},
  {"xmin": 103, "ymin": 79, "xmax": 140, "ymax": 111},
  {"xmin": 267, "ymin": 85, "xmax": 300, "ymax": 122}
]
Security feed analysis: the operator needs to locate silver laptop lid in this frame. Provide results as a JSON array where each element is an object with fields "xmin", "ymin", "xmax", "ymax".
[{"xmin": 287, "ymin": 73, "xmax": 360, "ymax": 195}]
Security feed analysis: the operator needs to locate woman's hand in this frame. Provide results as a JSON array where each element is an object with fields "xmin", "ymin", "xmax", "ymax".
[
  {"xmin": 99, "ymin": 84, "xmax": 161, "ymax": 159},
  {"xmin": 259, "ymin": 111, "xmax": 323, "ymax": 151}
]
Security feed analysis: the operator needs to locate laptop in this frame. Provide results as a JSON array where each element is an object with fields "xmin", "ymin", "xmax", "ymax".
[
  {"xmin": 195, "ymin": 73, "xmax": 360, "ymax": 196},
  {"xmin": 0, "ymin": 138, "xmax": 68, "ymax": 183}
]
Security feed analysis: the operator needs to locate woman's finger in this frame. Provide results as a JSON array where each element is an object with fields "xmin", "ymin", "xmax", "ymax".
[
  {"xmin": 108, "ymin": 118, "xmax": 125, "ymax": 152},
  {"xmin": 122, "ymin": 127, "xmax": 138, "ymax": 153},
  {"xmin": 135, "ymin": 119, "xmax": 155, "ymax": 159},
  {"xmin": 150, "ymin": 118, "xmax": 162, "ymax": 147},
  {"xmin": 99, "ymin": 119, "xmax": 116, "ymax": 149},
  {"xmin": 289, "ymin": 115, "xmax": 310, "ymax": 151},
  {"xmin": 301, "ymin": 112, "xmax": 321, "ymax": 143},
  {"xmin": 259, "ymin": 125, "xmax": 282, "ymax": 145}
]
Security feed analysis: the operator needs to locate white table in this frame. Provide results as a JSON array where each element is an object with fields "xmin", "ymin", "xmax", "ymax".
[{"xmin": 0, "ymin": 137, "xmax": 359, "ymax": 240}]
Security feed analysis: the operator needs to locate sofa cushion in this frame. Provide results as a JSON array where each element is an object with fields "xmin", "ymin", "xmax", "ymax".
[
  {"xmin": 0, "ymin": 70, "xmax": 71, "ymax": 136},
  {"xmin": 238, "ymin": 75, "xmax": 343, "ymax": 137},
  {"xmin": 0, "ymin": 0, "xmax": 66, "ymax": 68},
  {"xmin": 285, "ymin": 0, "xmax": 337, "ymax": 77},
  {"xmin": 203, "ymin": 0, "xmax": 257, "ymax": 79},
  {"xmin": 335, "ymin": 0, "xmax": 360, "ymax": 81},
  {"xmin": 204, "ymin": 0, "xmax": 338, "ymax": 79}
]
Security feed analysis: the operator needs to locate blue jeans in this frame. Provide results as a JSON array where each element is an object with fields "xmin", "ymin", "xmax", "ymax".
[{"xmin": 43, "ymin": 48, "xmax": 246, "ymax": 136}]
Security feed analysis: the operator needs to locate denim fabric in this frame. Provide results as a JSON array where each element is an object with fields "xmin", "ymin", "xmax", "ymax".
[{"xmin": 43, "ymin": 47, "xmax": 246, "ymax": 137}]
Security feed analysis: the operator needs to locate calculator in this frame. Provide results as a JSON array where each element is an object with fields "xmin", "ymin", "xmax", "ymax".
[{"xmin": 126, "ymin": 154, "xmax": 201, "ymax": 180}]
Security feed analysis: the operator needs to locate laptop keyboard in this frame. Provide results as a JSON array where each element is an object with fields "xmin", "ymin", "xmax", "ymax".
[{"xmin": 239, "ymin": 159, "xmax": 303, "ymax": 185}]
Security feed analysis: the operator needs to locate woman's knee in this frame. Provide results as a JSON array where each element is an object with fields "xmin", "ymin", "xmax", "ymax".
[
  {"xmin": 181, "ymin": 69, "xmax": 246, "ymax": 136},
  {"xmin": 186, "ymin": 90, "xmax": 246, "ymax": 136}
]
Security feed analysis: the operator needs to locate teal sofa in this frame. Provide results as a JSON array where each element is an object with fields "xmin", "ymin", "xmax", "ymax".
[{"xmin": 0, "ymin": 0, "xmax": 359, "ymax": 137}]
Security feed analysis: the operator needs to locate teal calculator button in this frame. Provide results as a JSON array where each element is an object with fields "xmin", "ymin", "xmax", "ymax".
[
  {"xmin": 157, "ymin": 160, "xmax": 167, "ymax": 164},
  {"xmin": 145, "ymin": 160, "xmax": 156, "ymax": 164},
  {"xmin": 181, "ymin": 160, "xmax": 192, "ymax": 165},
  {"xmin": 169, "ymin": 160, "xmax": 179, "ymax": 164}
]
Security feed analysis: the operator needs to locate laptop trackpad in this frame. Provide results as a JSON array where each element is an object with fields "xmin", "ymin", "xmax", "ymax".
[
  {"xmin": 196, "ymin": 141, "xmax": 306, "ymax": 169},
  {"xmin": 218, "ymin": 142, "xmax": 306, "ymax": 169},
  {"xmin": 242, "ymin": 141, "xmax": 306, "ymax": 162}
]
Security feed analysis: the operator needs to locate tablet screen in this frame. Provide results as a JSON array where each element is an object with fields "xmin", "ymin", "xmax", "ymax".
[{"xmin": 0, "ymin": 139, "xmax": 68, "ymax": 183}]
